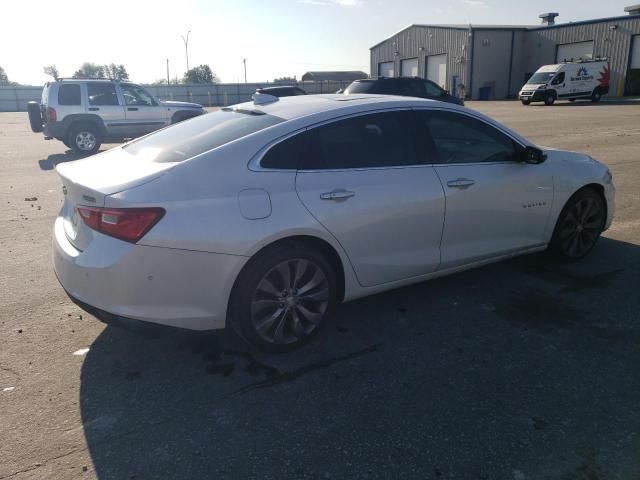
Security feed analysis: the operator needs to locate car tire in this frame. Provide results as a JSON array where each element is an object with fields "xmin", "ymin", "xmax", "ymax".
[
  {"xmin": 591, "ymin": 89, "xmax": 602, "ymax": 103},
  {"xmin": 548, "ymin": 188, "xmax": 606, "ymax": 263},
  {"xmin": 68, "ymin": 124, "xmax": 101, "ymax": 155},
  {"xmin": 171, "ymin": 112, "xmax": 199, "ymax": 125},
  {"xmin": 521, "ymin": 99, "xmax": 531, "ymax": 105},
  {"xmin": 27, "ymin": 101, "xmax": 44, "ymax": 133},
  {"xmin": 568, "ymin": 98, "xmax": 576, "ymax": 102},
  {"xmin": 230, "ymin": 242, "xmax": 337, "ymax": 352},
  {"xmin": 544, "ymin": 92, "xmax": 556, "ymax": 106}
]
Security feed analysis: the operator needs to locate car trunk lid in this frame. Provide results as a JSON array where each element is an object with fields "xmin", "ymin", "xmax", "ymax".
[{"xmin": 56, "ymin": 147, "xmax": 176, "ymax": 250}]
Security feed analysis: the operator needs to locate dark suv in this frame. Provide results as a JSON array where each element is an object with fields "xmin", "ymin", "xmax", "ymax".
[
  {"xmin": 255, "ymin": 86, "xmax": 307, "ymax": 98},
  {"xmin": 344, "ymin": 77, "xmax": 464, "ymax": 106}
]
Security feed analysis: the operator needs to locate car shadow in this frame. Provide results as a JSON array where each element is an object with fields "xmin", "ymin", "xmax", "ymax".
[
  {"xmin": 38, "ymin": 151, "xmax": 85, "ymax": 170},
  {"xmin": 79, "ymin": 237, "xmax": 640, "ymax": 479}
]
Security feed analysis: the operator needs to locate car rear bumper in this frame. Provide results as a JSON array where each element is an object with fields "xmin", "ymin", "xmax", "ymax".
[{"xmin": 53, "ymin": 216, "xmax": 247, "ymax": 331}]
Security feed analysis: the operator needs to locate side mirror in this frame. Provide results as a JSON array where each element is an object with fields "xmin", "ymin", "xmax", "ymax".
[{"xmin": 520, "ymin": 146, "xmax": 547, "ymax": 164}]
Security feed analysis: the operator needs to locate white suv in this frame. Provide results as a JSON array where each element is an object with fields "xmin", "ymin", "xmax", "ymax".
[{"xmin": 28, "ymin": 79, "xmax": 206, "ymax": 154}]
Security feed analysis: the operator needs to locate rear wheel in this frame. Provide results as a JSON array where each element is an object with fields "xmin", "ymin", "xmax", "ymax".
[
  {"xmin": 568, "ymin": 98, "xmax": 576, "ymax": 102},
  {"xmin": 544, "ymin": 91, "xmax": 556, "ymax": 106},
  {"xmin": 591, "ymin": 88, "xmax": 602, "ymax": 103},
  {"xmin": 230, "ymin": 243, "xmax": 336, "ymax": 351},
  {"xmin": 548, "ymin": 188, "xmax": 606, "ymax": 262},
  {"xmin": 68, "ymin": 124, "xmax": 101, "ymax": 155},
  {"xmin": 521, "ymin": 99, "xmax": 531, "ymax": 105}
]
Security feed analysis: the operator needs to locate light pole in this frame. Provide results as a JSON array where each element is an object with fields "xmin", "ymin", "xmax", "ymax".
[
  {"xmin": 242, "ymin": 58, "xmax": 247, "ymax": 83},
  {"xmin": 181, "ymin": 30, "xmax": 191, "ymax": 74},
  {"xmin": 166, "ymin": 58, "xmax": 170, "ymax": 84}
]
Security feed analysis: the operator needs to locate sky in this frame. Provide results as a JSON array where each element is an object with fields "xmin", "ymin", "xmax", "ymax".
[{"xmin": 0, "ymin": 0, "xmax": 634, "ymax": 85}]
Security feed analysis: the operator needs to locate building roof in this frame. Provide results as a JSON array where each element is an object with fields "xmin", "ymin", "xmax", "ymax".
[
  {"xmin": 370, "ymin": 13, "xmax": 640, "ymax": 49},
  {"xmin": 300, "ymin": 71, "xmax": 368, "ymax": 81}
]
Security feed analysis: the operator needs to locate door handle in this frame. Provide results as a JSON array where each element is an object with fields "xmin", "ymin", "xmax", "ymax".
[
  {"xmin": 88, "ymin": 107, "xmax": 99, "ymax": 111},
  {"xmin": 320, "ymin": 189, "xmax": 356, "ymax": 201},
  {"xmin": 447, "ymin": 178, "xmax": 475, "ymax": 189},
  {"xmin": 127, "ymin": 107, "xmax": 139, "ymax": 111}
]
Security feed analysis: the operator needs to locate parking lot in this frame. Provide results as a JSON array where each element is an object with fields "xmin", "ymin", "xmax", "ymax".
[{"xmin": 1, "ymin": 100, "xmax": 639, "ymax": 479}]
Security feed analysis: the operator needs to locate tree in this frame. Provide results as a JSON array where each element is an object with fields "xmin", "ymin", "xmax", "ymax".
[
  {"xmin": 183, "ymin": 64, "xmax": 219, "ymax": 84},
  {"xmin": 103, "ymin": 63, "xmax": 129, "ymax": 81},
  {"xmin": 274, "ymin": 76, "xmax": 296, "ymax": 84},
  {"xmin": 0, "ymin": 66, "xmax": 9, "ymax": 85},
  {"xmin": 72, "ymin": 62, "xmax": 105, "ymax": 79},
  {"xmin": 43, "ymin": 65, "xmax": 60, "ymax": 81}
]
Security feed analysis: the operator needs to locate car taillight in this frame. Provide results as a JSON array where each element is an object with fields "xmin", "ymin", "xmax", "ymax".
[
  {"xmin": 46, "ymin": 107, "xmax": 57, "ymax": 122},
  {"xmin": 77, "ymin": 206, "xmax": 165, "ymax": 243}
]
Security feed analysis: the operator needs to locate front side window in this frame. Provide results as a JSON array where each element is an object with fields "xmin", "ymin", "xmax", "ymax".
[
  {"xmin": 58, "ymin": 84, "xmax": 81, "ymax": 106},
  {"xmin": 551, "ymin": 72, "xmax": 565, "ymax": 85},
  {"xmin": 527, "ymin": 72, "xmax": 556, "ymax": 85},
  {"xmin": 87, "ymin": 83, "xmax": 119, "ymax": 106},
  {"xmin": 120, "ymin": 84, "xmax": 156, "ymax": 106},
  {"xmin": 417, "ymin": 110, "xmax": 516, "ymax": 164},
  {"xmin": 301, "ymin": 111, "xmax": 418, "ymax": 170}
]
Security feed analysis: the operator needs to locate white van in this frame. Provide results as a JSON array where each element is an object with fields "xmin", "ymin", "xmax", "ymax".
[{"xmin": 519, "ymin": 61, "xmax": 610, "ymax": 105}]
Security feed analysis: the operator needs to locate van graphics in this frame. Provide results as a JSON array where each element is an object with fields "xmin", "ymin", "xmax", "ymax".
[
  {"xmin": 598, "ymin": 64, "xmax": 611, "ymax": 87},
  {"xmin": 571, "ymin": 67, "xmax": 593, "ymax": 82}
]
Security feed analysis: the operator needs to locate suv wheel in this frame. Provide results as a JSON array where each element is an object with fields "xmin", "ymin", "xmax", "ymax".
[{"xmin": 68, "ymin": 125, "xmax": 101, "ymax": 155}]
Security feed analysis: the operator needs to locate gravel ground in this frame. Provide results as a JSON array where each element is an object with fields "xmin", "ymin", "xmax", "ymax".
[{"xmin": 1, "ymin": 100, "xmax": 639, "ymax": 480}]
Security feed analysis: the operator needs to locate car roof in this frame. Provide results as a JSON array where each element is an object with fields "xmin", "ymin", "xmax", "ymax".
[{"xmin": 230, "ymin": 94, "xmax": 438, "ymax": 121}]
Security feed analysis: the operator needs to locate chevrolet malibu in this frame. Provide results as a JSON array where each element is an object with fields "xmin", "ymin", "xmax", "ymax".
[{"xmin": 53, "ymin": 94, "xmax": 615, "ymax": 350}]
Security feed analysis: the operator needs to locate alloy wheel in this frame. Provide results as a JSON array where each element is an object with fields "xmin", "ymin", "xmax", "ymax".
[
  {"xmin": 559, "ymin": 197, "xmax": 603, "ymax": 258},
  {"xmin": 251, "ymin": 258, "xmax": 329, "ymax": 345},
  {"xmin": 75, "ymin": 131, "xmax": 97, "ymax": 151}
]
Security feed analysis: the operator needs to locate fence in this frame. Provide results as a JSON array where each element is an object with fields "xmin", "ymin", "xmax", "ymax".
[{"xmin": 0, "ymin": 81, "xmax": 353, "ymax": 112}]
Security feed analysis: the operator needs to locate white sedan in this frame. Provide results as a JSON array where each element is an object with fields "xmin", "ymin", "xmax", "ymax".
[{"xmin": 53, "ymin": 94, "xmax": 615, "ymax": 350}]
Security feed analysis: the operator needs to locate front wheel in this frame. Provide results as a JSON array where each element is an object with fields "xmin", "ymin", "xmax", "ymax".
[
  {"xmin": 548, "ymin": 188, "xmax": 606, "ymax": 262},
  {"xmin": 230, "ymin": 243, "xmax": 336, "ymax": 351},
  {"xmin": 521, "ymin": 99, "xmax": 531, "ymax": 105},
  {"xmin": 544, "ymin": 92, "xmax": 556, "ymax": 106},
  {"xmin": 68, "ymin": 125, "xmax": 101, "ymax": 155}
]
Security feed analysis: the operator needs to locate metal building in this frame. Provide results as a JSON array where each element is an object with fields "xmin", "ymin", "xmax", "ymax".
[{"xmin": 370, "ymin": 6, "xmax": 640, "ymax": 99}]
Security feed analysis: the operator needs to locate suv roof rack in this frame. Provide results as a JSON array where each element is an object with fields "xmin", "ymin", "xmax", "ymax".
[{"xmin": 56, "ymin": 77, "xmax": 121, "ymax": 82}]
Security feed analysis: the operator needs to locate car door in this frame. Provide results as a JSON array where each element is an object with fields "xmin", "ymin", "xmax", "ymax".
[
  {"xmin": 84, "ymin": 83, "xmax": 127, "ymax": 138},
  {"xmin": 295, "ymin": 110, "xmax": 445, "ymax": 287},
  {"xmin": 414, "ymin": 109, "xmax": 553, "ymax": 269},
  {"xmin": 550, "ymin": 71, "xmax": 568, "ymax": 98},
  {"xmin": 118, "ymin": 83, "xmax": 168, "ymax": 137}
]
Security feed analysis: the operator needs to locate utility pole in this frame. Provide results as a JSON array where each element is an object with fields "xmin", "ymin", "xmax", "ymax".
[
  {"xmin": 181, "ymin": 30, "xmax": 191, "ymax": 73},
  {"xmin": 242, "ymin": 58, "xmax": 247, "ymax": 83},
  {"xmin": 166, "ymin": 58, "xmax": 170, "ymax": 84}
]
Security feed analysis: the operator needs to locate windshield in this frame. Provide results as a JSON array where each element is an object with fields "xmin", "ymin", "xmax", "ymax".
[
  {"xmin": 526, "ymin": 72, "xmax": 557, "ymax": 85},
  {"xmin": 123, "ymin": 109, "xmax": 285, "ymax": 163}
]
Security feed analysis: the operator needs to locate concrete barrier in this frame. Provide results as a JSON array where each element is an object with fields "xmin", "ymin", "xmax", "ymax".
[{"xmin": 0, "ymin": 81, "xmax": 352, "ymax": 112}]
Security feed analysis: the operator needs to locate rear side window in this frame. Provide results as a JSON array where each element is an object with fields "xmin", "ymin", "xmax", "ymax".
[
  {"xmin": 416, "ymin": 110, "xmax": 516, "ymax": 164},
  {"xmin": 344, "ymin": 81, "xmax": 376, "ymax": 94},
  {"xmin": 424, "ymin": 81, "xmax": 444, "ymax": 97},
  {"xmin": 87, "ymin": 83, "xmax": 119, "ymax": 106},
  {"xmin": 302, "ymin": 111, "xmax": 418, "ymax": 170},
  {"xmin": 123, "ymin": 109, "xmax": 285, "ymax": 163},
  {"xmin": 58, "ymin": 84, "xmax": 81, "ymax": 106},
  {"xmin": 261, "ymin": 132, "xmax": 308, "ymax": 169}
]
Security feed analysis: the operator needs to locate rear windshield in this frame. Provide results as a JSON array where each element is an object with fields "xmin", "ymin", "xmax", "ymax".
[
  {"xmin": 123, "ymin": 109, "xmax": 285, "ymax": 163},
  {"xmin": 344, "ymin": 81, "xmax": 377, "ymax": 94}
]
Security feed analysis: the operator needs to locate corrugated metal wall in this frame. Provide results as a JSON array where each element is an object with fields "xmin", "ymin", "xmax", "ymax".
[
  {"xmin": 524, "ymin": 17, "xmax": 640, "ymax": 96},
  {"xmin": 371, "ymin": 16, "xmax": 640, "ymax": 98},
  {"xmin": 370, "ymin": 26, "xmax": 470, "ymax": 91}
]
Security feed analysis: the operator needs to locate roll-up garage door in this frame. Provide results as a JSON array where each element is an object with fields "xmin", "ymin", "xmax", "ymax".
[
  {"xmin": 626, "ymin": 35, "xmax": 640, "ymax": 95},
  {"xmin": 400, "ymin": 58, "xmax": 418, "ymax": 77},
  {"xmin": 378, "ymin": 61, "xmax": 394, "ymax": 78},
  {"xmin": 426, "ymin": 54, "xmax": 447, "ymax": 89},
  {"xmin": 556, "ymin": 41, "xmax": 594, "ymax": 62}
]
